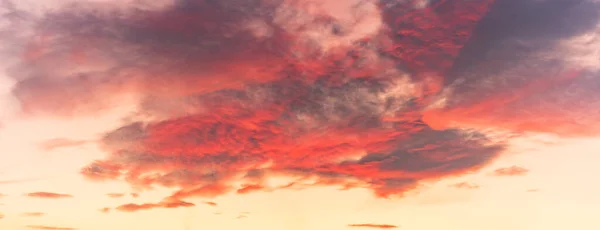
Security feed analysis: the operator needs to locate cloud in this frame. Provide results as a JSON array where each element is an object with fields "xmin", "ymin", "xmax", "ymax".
[
  {"xmin": 493, "ymin": 166, "xmax": 530, "ymax": 177},
  {"xmin": 0, "ymin": 213, "xmax": 4, "ymax": 219},
  {"xmin": 130, "ymin": 193, "xmax": 139, "ymax": 198},
  {"xmin": 450, "ymin": 182, "xmax": 480, "ymax": 189},
  {"xmin": 348, "ymin": 224, "xmax": 399, "ymax": 229},
  {"xmin": 106, "ymin": 193, "xmax": 125, "ymax": 198},
  {"xmin": 26, "ymin": 226, "xmax": 76, "ymax": 230},
  {"xmin": 25, "ymin": 192, "xmax": 73, "ymax": 199},
  {"xmin": 99, "ymin": 207, "xmax": 110, "ymax": 213},
  {"xmin": 38, "ymin": 138, "xmax": 87, "ymax": 151},
  {"xmin": 237, "ymin": 184, "xmax": 265, "ymax": 194},
  {"xmin": 422, "ymin": 0, "xmax": 600, "ymax": 136},
  {"xmin": 527, "ymin": 189, "xmax": 539, "ymax": 193},
  {"xmin": 0, "ymin": 178, "xmax": 41, "ymax": 184},
  {"xmin": 203, "ymin": 201, "xmax": 217, "ymax": 207},
  {"xmin": 4, "ymin": 0, "xmax": 599, "ymax": 202},
  {"xmin": 115, "ymin": 199, "xmax": 194, "ymax": 212},
  {"xmin": 0, "ymin": 193, "xmax": 5, "ymax": 197},
  {"xmin": 21, "ymin": 212, "xmax": 45, "ymax": 217}
]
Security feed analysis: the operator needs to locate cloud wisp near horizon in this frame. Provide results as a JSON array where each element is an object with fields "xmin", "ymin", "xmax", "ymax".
[{"xmin": 1, "ymin": 0, "xmax": 600, "ymax": 229}]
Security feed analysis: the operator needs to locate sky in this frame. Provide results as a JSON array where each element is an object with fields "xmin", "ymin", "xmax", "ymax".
[{"xmin": 0, "ymin": 0, "xmax": 600, "ymax": 230}]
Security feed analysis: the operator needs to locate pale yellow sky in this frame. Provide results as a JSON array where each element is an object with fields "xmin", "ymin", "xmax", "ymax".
[{"xmin": 2, "ymin": 0, "xmax": 600, "ymax": 230}]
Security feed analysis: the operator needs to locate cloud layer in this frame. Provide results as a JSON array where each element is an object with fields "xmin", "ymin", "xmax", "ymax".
[{"xmin": 2, "ymin": 0, "xmax": 600, "ymax": 200}]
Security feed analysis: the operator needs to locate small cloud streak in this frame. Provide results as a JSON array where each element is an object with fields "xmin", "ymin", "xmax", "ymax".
[
  {"xmin": 26, "ymin": 192, "xmax": 73, "ymax": 199},
  {"xmin": 130, "ymin": 193, "xmax": 139, "ymax": 198},
  {"xmin": 348, "ymin": 224, "xmax": 399, "ymax": 229},
  {"xmin": 237, "ymin": 184, "xmax": 264, "ymax": 194},
  {"xmin": 99, "ymin": 207, "xmax": 111, "ymax": 213},
  {"xmin": 22, "ymin": 212, "xmax": 45, "ymax": 217},
  {"xmin": 116, "ymin": 200, "xmax": 194, "ymax": 212},
  {"xmin": 38, "ymin": 138, "xmax": 87, "ymax": 151},
  {"xmin": 493, "ymin": 166, "xmax": 530, "ymax": 176},
  {"xmin": 26, "ymin": 226, "xmax": 76, "ymax": 230},
  {"xmin": 0, "ymin": 213, "xmax": 4, "ymax": 219},
  {"xmin": 106, "ymin": 193, "xmax": 125, "ymax": 198},
  {"xmin": 203, "ymin": 201, "xmax": 217, "ymax": 207},
  {"xmin": 0, "ymin": 178, "xmax": 40, "ymax": 184},
  {"xmin": 450, "ymin": 182, "xmax": 480, "ymax": 189}
]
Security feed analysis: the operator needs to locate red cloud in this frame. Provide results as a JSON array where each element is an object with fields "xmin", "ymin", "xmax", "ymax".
[
  {"xmin": 106, "ymin": 193, "xmax": 125, "ymax": 198},
  {"xmin": 26, "ymin": 192, "xmax": 72, "ymax": 199},
  {"xmin": 22, "ymin": 212, "xmax": 45, "ymax": 217},
  {"xmin": 450, "ymin": 182, "xmax": 480, "ymax": 189},
  {"xmin": 348, "ymin": 224, "xmax": 398, "ymax": 229},
  {"xmin": 10, "ymin": 0, "xmax": 596, "ymax": 204},
  {"xmin": 493, "ymin": 166, "xmax": 529, "ymax": 176},
  {"xmin": 26, "ymin": 226, "xmax": 76, "ymax": 230},
  {"xmin": 115, "ymin": 200, "xmax": 194, "ymax": 212}
]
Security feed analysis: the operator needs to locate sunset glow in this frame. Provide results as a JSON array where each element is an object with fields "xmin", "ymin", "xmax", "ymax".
[{"xmin": 1, "ymin": 0, "xmax": 600, "ymax": 230}]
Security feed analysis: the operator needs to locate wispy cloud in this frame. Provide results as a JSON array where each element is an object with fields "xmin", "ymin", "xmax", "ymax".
[
  {"xmin": 348, "ymin": 224, "xmax": 399, "ymax": 229},
  {"xmin": 25, "ymin": 192, "xmax": 73, "ymax": 199},
  {"xmin": 26, "ymin": 225, "xmax": 77, "ymax": 230},
  {"xmin": 450, "ymin": 182, "xmax": 480, "ymax": 189},
  {"xmin": 106, "ymin": 193, "xmax": 124, "ymax": 198},
  {"xmin": 0, "ymin": 178, "xmax": 41, "ymax": 184},
  {"xmin": 493, "ymin": 166, "xmax": 530, "ymax": 176},
  {"xmin": 21, "ymin": 212, "xmax": 45, "ymax": 217},
  {"xmin": 38, "ymin": 138, "xmax": 87, "ymax": 151},
  {"xmin": 115, "ymin": 200, "xmax": 194, "ymax": 212},
  {"xmin": 203, "ymin": 201, "xmax": 217, "ymax": 207}
]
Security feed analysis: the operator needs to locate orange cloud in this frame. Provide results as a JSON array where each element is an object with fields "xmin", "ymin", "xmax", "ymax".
[
  {"xmin": 26, "ymin": 226, "xmax": 76, "ymax": 230},
  {"xmin": 115, "ymin": 200, "xmax": 194, "ymax": 213},
  {"xmin": 106, "ymin": 193, "xmax": 125, "ymax": 198},
  {"xmin": 22, "ymin": 212, "xmax": 45, "ymax": 217},
  {"xmin": 0, "ymin": 213, "xmax": 4, "ymax": 219},
  {"xmin": 130, "ymin": 193, "xmax": 139, "ymax": 198},
  {"xmin": 348, "ymin": 224, "xmax": 399, "ymax": 229},
  {"xmin": 26, "ymin": 192, "xmax": 72, "ymax": 199},
  {"xmin": 203, "ymin": 201, "xmax": 217, "ymax": 207},
  {"xmin": 493, "ymin": 166, "xmax": 529, "ymax": 176},
  {"xmin": 99, "ymin": 207, "xmax": 111, "ymax": 213},
  {"xmin": 450, "ymin": 182, "xmax": 480, "ymax": 189},
  {"xmin": 237, "ymin": 184, "xmax": 265, "ymax": 194}
]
